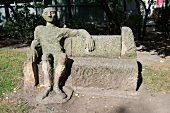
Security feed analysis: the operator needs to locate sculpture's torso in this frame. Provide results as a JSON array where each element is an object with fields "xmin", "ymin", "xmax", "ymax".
[{"xmin": 36, "ymin": 25, "xmax": 69, "ymax": 54}]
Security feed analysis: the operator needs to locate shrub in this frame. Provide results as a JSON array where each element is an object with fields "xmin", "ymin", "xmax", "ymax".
[{"xmin": 4, "ymin": 5, "xmax": 45, "ymax": 43}]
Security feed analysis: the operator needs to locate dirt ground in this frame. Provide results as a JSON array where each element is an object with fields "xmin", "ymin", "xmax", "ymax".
[{"xmin": 7, "ymin": 47, "xmax": 168, "ymax": 113}]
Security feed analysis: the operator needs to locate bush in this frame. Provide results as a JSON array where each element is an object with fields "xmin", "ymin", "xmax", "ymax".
[{"xmin": 4, "ymin": 5, "xmax": 45, "ymax": 43}]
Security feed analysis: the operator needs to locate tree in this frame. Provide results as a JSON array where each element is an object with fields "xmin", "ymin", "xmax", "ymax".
[
  {"xmin": 135, "ymin": 0, "xmax": 142, "ymax": 40},
  {"xmin": 164, "ymin": 0, "xmax": 169, "ymax": 36},
  {"xmin": 139, "ymin": 0, "xmax": 154, "ymax": 38},
  {"xmin": 1, "ymin": 0, "xmax": 18, "ymax": 20},
  {"xmin": 96, "ymin": 0, "xmax": 121, "ymax": 34}
]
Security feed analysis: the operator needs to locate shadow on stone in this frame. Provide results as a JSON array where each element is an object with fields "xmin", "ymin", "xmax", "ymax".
[
  {"xmin": 59, "ymin": 58, "xmax": 74, "ymax": 89},
  {"xmin": 32, "ymin": 62, "xmax": 39, "ymax": 86},
  {"xmin": 136, "ymin": 61, "xmax": 143, "ymax": 91}
]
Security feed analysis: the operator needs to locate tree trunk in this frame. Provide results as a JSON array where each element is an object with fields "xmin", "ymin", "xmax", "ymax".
[
  {"xmin": 123, "ymin": 0, "xmax": 127, "ymax": 26},
  {"xmin": 97, "ymin": 0, "xmax": 120, "ymax": 34},
  {"xmin": 68, "ymin": 0, "xmax": 73, "ymax": 26},
  {"xmin": 4, "ymin": 5, "xmax": 10, "ymax": 20},
  {"xmin": 140, "ymin": 0, "xmax": 153, "ymax": 38},
  {"xmin": 2, "ymin": 1, "xmax": 17, "ymax": 19},
  {"xmin": 135, "ymin": 0, "xmax": 142, "ymax": 40},
  {"xmin": 143, "ymin": 11, "xmax": 148, "ymax": 38},
  {"xmin": 165, "ymin": 0, "xmax": 169, "ymax": 36}
]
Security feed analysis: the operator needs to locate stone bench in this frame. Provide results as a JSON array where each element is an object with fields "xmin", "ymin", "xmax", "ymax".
[
  {"xmin": 24, "ymin": 27, "xmax": 139, "ymax": 98},
  {"xmin": 64, "ymin": 27, "xmax": 136, "ymax": 59},
  {"xmin": 63, "ymin": 27, "xmax": 138, "ymax": 94}
]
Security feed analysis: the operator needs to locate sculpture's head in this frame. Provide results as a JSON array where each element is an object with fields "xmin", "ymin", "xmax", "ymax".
[{"xmin": 42, "ymin": 7, "xmax": 57, "ymax": 23}]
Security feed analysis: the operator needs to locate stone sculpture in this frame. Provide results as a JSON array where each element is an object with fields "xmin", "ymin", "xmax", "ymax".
[
  {"xmin": 24, "ymin": 7, "xmax": 94, "ymax": 103},
  {"xmin": 23, "ymin": 7, "xmax": 139, "ymax": 104}
]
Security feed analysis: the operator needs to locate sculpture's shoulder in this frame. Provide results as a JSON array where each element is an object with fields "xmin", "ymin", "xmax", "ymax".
[
  {"xmin": 35, "ymin": 25, "xmax": 45, "ymax": 32},
  {"xmin": 60, "ymin": 28, "xmax": 71, "ymax": 32}
]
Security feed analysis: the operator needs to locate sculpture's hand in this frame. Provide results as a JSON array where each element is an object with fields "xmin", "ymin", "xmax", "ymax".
[{"xmin": 85, "ymin": 38, "xmax": 95, "ymax": 52}]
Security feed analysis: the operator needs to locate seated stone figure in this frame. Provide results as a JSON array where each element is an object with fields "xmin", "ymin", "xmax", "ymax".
[
  {"xmin": 30, "ymin": 7, "xmax": 94, "ymax": 101},
  {"xmin": 24, "ymin": 7, "xmax": 138, "ymax": 104}
]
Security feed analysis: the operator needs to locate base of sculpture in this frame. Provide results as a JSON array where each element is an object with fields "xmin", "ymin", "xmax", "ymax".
[
  {"xmin": 73, "ymin": 87, "xmax": 140, "ymax": 99},
  {"xmin": 36, "ymin": 86, "xmax": 73, "ymax": 104},
  {"xmin": 69, "ymin": 57, "xmax": 138, "ymax": 91}
]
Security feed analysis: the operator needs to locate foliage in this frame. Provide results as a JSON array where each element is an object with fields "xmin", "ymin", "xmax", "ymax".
[
  {"xmin": 127, "ymin": 13, "xmax": 141, "ymax": 26},
  {"xmin": 4, "ymin": 4, "xmax": 45, "ymax": 43},
  {"xmin": 71, "ymin": 19, "xmax": 109, "ymax": 35},
  {"xmin": 111, "ymin": 1, "xmax": 125, "ymax": 27},
  {"xmin": 153, "ymin": 6, "xmax": 170, "ymax": 31}
]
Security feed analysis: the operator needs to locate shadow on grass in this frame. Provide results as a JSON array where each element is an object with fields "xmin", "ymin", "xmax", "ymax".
[
  {"xmin": 136, "ymin": 32, "xmax": 170, "ymax": 57},
  {"xmin": 136, "ymin": 61, "xmax": 143, "ymax": 91}
]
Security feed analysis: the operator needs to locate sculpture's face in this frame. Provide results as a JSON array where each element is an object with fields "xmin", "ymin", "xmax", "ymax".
[{"xmin": 42, "ymin": 7, "xmax": 56, "ymax": 23}]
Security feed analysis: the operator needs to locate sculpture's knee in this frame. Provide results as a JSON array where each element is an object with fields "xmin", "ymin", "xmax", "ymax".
[
  {"xmin": 57, "ymin": 53, "xmax": 68, "ymax": 65},
  {"xmin": 42, "ymin": 53, "xmax": 53, "ymax": 61}
]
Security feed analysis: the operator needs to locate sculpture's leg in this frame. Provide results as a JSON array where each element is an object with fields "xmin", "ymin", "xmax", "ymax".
[
  {"xmin": 53, "ymin": 53, "xmax": 68, "ymax": 99},
  {"xmin": 40, "ymin": 53, "xmax": 53, "ymax": 99}
]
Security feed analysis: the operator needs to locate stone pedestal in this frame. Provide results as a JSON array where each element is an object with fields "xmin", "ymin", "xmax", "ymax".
[
  {"xmin": 23, "ymin": 62, "xmax": 38, "ymax": 89},
  {"xmin": 70, "ymin": 57, "xmax": 138, "ymax": 91}
]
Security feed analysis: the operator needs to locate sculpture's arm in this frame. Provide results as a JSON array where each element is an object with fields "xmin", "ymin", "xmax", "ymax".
[
  {"xmin": 30, "ymin": 26, "xmax": 41, "ymax": 62},
  {"xmin": 66, "ymin": 29, "xmax": 95, "ymax": 52}
]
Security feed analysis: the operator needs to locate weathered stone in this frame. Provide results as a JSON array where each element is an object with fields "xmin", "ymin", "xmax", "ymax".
[
  {"xmin": 33, "ymin": 56, "xmax": 138, "ymax": 96},
  {"xmin": 65, "ymin": 27, "xmax": 137, "ymax": 59},
  {"xmin": 24, "ymin": 7, "xmax": 94, "ymax": 103},
  {"xmin": 65, "ymin": 35, "xmax": 121, "ymax": 58},
  {"xmin": 70, "ymin": 57, "xmax": 138, "ymax": 91},
  {"xmin": 23, "ymin": 62, "xmax": 38, "ymax": 89},
  {"xmin": 23, "ymin": 7, "xmax": 138, "ymax": 103},
  {"xmin": 121, "ymin": 27, "xmax": 137, "ymax": 58},
  {"xmin": 24, "ymin": 26, "xmax": 138, "ymax": 97}
]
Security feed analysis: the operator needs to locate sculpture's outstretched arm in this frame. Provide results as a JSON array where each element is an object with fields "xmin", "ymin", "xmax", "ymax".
[{"xmin": 66, "ymin": 29, "xmax": 95, "ymax": 52}]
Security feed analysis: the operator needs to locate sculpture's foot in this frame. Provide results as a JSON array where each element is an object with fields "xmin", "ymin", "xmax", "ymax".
[
  {"xmin": 36, "ymin": 87, "xmax": 51, "ymax": 100},
  {"xmin": 36, "ymin": 86, "xmax": 73, "ymax": 104},
  {"xmin": 54, "ymin": 88, "xmax": 67, "ymax": 99}
]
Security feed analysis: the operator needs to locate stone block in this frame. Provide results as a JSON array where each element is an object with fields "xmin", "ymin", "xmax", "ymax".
[
  {"xmin": 65, "ymin": 35, "xmax": 121, "ymax": 58},
  {"xmin": 23, "ymin": 62, "xmax": 38, "ymax": 89},
  {"xmin": 121, "ymin": 27, "xmax": 137, "ymax": 58},
  {"xmin": 70, "ymin": 57, "xmax": 138, "ymax": 91},
  {"xmin": 24, "ymin": 26, "xmax": 138, "ymax": 97}
]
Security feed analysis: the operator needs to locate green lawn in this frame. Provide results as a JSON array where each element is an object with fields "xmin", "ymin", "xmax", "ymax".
[
  {"xmin": 0, "ymin": 48, "xmax": 32, "ymax": 113},
  {"xmin": 143, "ymin": 65, "xmax": 170, "ymax": 93},
  {"xmin": 0, "ymin": 48, "xmax": 26, "ymax": 95}
]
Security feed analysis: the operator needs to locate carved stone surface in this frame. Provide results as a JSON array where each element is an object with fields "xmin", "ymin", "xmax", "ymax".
[
  {"xmin": 64, "ymin": 27, "xmax": 136, "ymax": 59},
  {"xmin": 23, "ymin": 62, "xmax": 38, "ymax": 89},
  {"xmin": 64, "ymin": 35, "xmax": 121, "ymax": 57},
  {"xmin": 70, "ymin": 57, "xmax": 138, "ymax": 91},
  {"xmin": 121, "ymin": 27, "xmax": 137, "ymax": 58},
  {"xmin": 23, "ymin": 11, "xmax": 138, "ymax": 103}
]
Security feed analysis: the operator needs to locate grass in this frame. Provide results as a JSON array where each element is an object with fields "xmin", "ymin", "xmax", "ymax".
[
  {"xmin": 0, "ymin": 48, "xmax": 26, "ymax": 95},
  {"xmin": 0, "ymin": 48, "xmax": 32, "ymax": 112},
  {"xmin": 143, "ymin": 65, "xmax": 170, "ymax": 93},
  {"xmin": 0, "ymin": 99, "xmax": 33, "ymax": 113}
]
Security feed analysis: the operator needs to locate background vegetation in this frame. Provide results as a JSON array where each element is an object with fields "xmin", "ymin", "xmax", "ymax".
[{"xmin": 1, "ymin": 0, "xmax": 170, "ymax": 42}]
